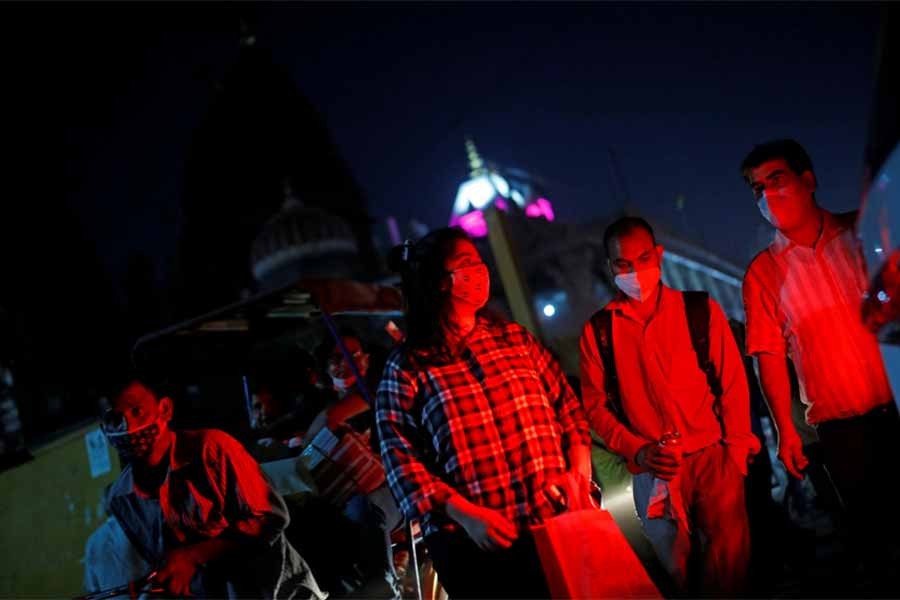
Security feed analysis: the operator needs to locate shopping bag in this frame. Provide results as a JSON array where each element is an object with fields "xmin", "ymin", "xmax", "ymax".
[{"xmin": 530, "ymin": 475, "xmax": 660, "ymax": 599}]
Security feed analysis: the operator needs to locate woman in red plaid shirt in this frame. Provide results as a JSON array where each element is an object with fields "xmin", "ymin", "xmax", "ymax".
[{"xmin": 375, "ymin": 227, "xmax": 592, "ymax": 599}]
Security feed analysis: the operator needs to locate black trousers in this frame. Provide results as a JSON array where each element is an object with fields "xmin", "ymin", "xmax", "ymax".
[
  {"xmin": 817, "ymin": 403, "xmax": 900, "ymax": 577},
  {"xmin": 425, "ymin": 527, "xmax": 550, "ymax": 599}
]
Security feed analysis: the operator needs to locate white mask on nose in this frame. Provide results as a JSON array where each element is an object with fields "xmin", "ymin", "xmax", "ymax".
[
  {"xmin": 614, "ymin": 266, "xmax": 662, "ymax": 302},
  {"xmin": 757, "ymin": 192, "xmax": 781, "ymax": 227}
]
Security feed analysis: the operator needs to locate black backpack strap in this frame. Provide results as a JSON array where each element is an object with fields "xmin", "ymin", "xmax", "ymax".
[
  {"xmin": 589, "ymin": 309, "xmax": 628, "ymax": 425},
  {"xmin": 683, "ymin": 291, "xmax": 723, "ymax": 402}
]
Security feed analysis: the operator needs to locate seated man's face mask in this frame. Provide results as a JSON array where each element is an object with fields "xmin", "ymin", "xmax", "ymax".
[{"xmin": 101, "ymin": 407, "xmax": 163, "ymax": 460}]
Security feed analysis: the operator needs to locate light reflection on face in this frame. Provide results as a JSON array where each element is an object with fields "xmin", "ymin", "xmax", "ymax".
[
  {"xmin": 608, "ymin": 227, "xmax": 662, "ymax": 276},
  {"xmin": 747, "ymin": 158, "xmax": 817, "ymax": 231}
]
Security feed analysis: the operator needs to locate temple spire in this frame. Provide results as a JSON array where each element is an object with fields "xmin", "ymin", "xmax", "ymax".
[{"xmin": 465, "ymin": 136, "xmax": 486, "ymax": 178}]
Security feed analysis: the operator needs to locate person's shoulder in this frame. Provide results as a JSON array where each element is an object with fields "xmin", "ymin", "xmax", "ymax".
[
  {"xmin": 495, "ymin": 317, "xmax": 524, "ymax": 336},
  {"xmin": 833, "ymin": 209, "xmax": 859, "ymax": 231},
  {"xmin": 703, "ymin": 294, "xmax": 730, "ymax": 321},
  {"xmin": 745, "ymin": 247, "xmax": 772, "ymax": 274},
  {"xmin": 181, "ymin": 428, "xmax": 244, "ymax": 456},
  {"xmin": 744, "ymin": 247, "xmax": 777, "ymax": 288},
  {"xmin": 582, "ymin": 298, "xmax": 618, "ymax": 330},
  {"xmin": 107, "ymin": 465, "xmax": 134, "ymax": 500},
  {"xmin": 383, "ymin": 345, "xmax": 417, "ymax": 375},
  {"xmin": 492, "ymin": 318, "xmax": 540, "ymax": 347},
  {"xmin": 385, "ymin": 344, "xmax": 408, "ymax": 366}
]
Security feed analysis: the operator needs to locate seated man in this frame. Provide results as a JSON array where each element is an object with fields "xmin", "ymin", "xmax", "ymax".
[{"xmin": 102, "ymin": 377, "xmax": 326, "ymax": 599}]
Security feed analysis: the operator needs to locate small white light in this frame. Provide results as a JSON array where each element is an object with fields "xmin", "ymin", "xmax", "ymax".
[
  {"xmin": 876, "ymin": 247, "xmax": 884, "ymax": 254},
  {"xmin": 878, "ymin": 290, "xmax": 890, "ymax": 303},
  {"xmin": 542, "ymin": 304, "xmax": 556, "ymax": 318}
]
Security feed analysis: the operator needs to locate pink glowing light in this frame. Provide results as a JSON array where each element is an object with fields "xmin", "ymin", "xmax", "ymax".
[
  {"xmin": 456, "ymin": 210, "xmax": 488, "ymax": 238},
  {"xmin": 525, "ymin": 198, "xmax": 555, "ymax": 222},
  {"xmin": 495, "ymin": 198, "xmax": 509, "ymax": 212}
]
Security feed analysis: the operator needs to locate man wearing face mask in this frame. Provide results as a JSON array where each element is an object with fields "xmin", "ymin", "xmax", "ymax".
[
  {"xmin": 579, "ymin": 217, "xmax": 759, "ymax": 596},
  {"xmin": 741, "ymin": 140, "xmax": 899, "ymax": 588},
  {"xmin": 303, "ymin": 333, "xmax": 404, "ymax": 599},
  {"xmin": 102, "ymin": 377, "xmax": 327, "ymax": 599},
  {"xmin": 303, "ymin": 334, "xmax": 376, "ymax": 444}
]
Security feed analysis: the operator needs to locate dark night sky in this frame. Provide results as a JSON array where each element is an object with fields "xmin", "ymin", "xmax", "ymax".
[{"xmin": 7, "ymin": 2, "xmax": 885, "ymax": 285}]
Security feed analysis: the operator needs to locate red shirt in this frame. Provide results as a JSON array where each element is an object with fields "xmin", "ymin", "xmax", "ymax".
[
  {"xmin": 579, "ymin": 285, "xmax": 760, "ymax": 474},
  {"xmin": 376, "ymin": 318, "xmax": 591, "ymax": 536},
  {"xmin": 743, "ymin": 210, "xmax": 893, "ymax": 424},
  {"xmin": 111, "ymin": 429, "xmax": 324, "ymax": 599}
]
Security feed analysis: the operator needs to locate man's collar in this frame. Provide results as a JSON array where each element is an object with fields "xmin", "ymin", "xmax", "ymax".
[
  {"xmin": 608, "ymin": 283, "xmax": 672, "ymax": 322},
  {"xmin": 770, "ymin": 209, "xmax": 845, "ymax": 256}
]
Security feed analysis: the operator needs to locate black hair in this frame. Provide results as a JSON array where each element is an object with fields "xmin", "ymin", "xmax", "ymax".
[
  {"xmin": 110, "ymin": 374, "xmax": 170, "ymax": 404},
  {"xmin": 388, "ymin": 227, "xmax": 493, "ymax": 365},
  {"xmin": 740, "ymin": 139, "xmax": 815, "ymax": 182},
  {"xmin": 602, "ymin": 216, "xmax": 657, "ymax": 257}
]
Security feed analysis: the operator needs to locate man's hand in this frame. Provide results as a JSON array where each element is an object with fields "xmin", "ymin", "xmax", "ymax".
[
  {"xmin": 778, "ymin": 431, "xmax": 809, "ymax": 480},
  {"xmin": 636, "ymin": 443, "xmax": 682, "ymax": 481},
  {"xmin": 156, "ymin": 546, "xmax": 202, "ymax": 597},
  {"xmin": 447, "ymin": 495, "xmax": 519, "ymax": 552}
]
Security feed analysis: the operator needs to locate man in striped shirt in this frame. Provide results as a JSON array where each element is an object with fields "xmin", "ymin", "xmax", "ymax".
[{"xmin": 741, "ymin": 139, "xmax": 899, "ymax": 585}]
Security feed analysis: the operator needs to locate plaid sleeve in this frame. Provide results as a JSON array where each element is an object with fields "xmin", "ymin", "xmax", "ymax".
[
  {"xmin": 523, "ymin": 326, "xmax": 592, "ymax": 452},
  {"xmin": 375, "ymin": 351, "xmax": 456, "ymax": 523}
]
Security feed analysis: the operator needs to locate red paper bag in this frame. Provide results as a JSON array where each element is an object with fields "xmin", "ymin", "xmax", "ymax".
[{"xmin": 531, "ymin": 507, "xmax": 661, "ymax": 599}]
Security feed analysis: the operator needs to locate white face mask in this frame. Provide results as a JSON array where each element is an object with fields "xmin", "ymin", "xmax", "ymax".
[
  {"xmin": 757, "ymin": 193, "xmax": 780, "ymax": 228},
  {"xmin": 331, "ymin": 374, "xmax": 357, "ymax": 391},
  {"xmin": 614, "ymin": 266, "xmax": 662, "ymax": 302}
]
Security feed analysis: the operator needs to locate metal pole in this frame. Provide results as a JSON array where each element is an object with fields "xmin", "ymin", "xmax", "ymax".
[
  {"xmin": 484, "ymin": 205, "xmax": 544, "ymax": 340},
  {"xmin": 241, "ymin": 375, "xmax": 253, "ymax": 426},
  {"xmin": 407, "ymin": 519, "xmax": 424, "ymax": 600}
]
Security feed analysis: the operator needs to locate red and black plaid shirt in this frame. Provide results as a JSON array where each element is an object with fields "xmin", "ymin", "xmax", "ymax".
[{"xmin": 376, "ymin": 318, "xmax": 591, "ymax": 536}]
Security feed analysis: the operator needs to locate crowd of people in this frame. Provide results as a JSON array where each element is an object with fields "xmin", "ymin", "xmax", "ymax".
[{"xmin": 83, "ymin": 139, "xmax": 899, "ymax": 599}]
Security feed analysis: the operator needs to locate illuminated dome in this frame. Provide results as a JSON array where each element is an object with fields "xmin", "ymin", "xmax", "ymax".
[{"xmin": 251, "ymin": 181, "xmax": 359, "ymax": 288}]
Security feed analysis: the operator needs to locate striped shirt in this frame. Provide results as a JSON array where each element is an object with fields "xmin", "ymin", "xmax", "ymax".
[
  {"xmin": 375, "ymin": 318, "xmax": 591, "ymax": 536},
  {"xmin": 742, "ymin": 210, "xmax": 893, "ymax": 424}
]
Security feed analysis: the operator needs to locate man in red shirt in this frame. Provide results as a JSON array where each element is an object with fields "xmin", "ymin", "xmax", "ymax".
[
  {"xmin": 102, "ymin": 378, "xmax": 326, "ymax": 599},
  {"xmin": 741, "ymin": 139, "xmax": 900, "ymax": 586},
  {"xmin": 579, "ymin": 217, "xmax": 759, "ymax": 596}
]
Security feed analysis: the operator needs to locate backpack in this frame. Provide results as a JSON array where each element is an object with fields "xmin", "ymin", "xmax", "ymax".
[{"xmin": 589, "ymin": 290, "xmax": 723, "ymax": 426}]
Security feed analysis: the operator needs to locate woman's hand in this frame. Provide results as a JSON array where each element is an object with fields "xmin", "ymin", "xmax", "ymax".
[
  {"xmin": 447, "ymin": 495, "xmax": 519, "ymax": 552},
  {"xmin": 156, "ymin": 546, "xmax": 202, "ymax": 596}
]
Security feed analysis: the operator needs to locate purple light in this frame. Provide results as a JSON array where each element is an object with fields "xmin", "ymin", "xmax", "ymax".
[
  {"xmin": 457, "ymin": 210, "xmax": 488, "ymax": 237},
  {"xmin": 495, "ymin": 198, "xmax": 509, "ymax": 212},
  {"xmin": 525, "ymin": 197, "xmax": 555, "ymax": 222}
]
